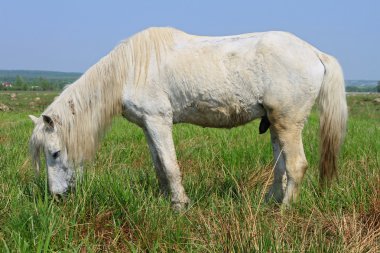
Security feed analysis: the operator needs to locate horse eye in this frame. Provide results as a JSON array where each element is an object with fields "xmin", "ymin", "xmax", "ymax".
[{"xmin": 52, "ymin": 151, "xmax": 61, "ymax": 159}]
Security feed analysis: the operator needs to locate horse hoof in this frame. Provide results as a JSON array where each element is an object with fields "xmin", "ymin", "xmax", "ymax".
[
  {"xmin": 171, "ymin": 199, "xmax": 191, "ymax": 212},
  {"xmin": 265, "ymin": 189, "xmax": 284, "ymax": 204}
]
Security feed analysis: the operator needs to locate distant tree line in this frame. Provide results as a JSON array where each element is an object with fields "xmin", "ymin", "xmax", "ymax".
[
  {"xmin": 1, "ymin": 74, "xmax": 380, "ymax": 93},
  {"xmin": 0, "ymin": 75, "xmax": 74, "ymax": 91},
  {"xmin": 345, "ymin": 81, "xmax": 380, "ymax": 93}
]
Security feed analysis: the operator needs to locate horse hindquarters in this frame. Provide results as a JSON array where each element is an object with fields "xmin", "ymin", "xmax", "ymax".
[{"xmin": 263, "ymin": 83, "xmax": 314, "ymax": 204}]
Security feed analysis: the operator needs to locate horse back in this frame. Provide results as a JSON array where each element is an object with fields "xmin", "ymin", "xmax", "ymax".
[{"xmin": 123, "ymin": 30, "xmax": 324, "ymax": 128}]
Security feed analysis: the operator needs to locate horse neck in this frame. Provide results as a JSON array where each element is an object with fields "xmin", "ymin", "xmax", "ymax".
[{"xmin": 48, "ymin": 48, "xmax": 128, "ymax": 163}]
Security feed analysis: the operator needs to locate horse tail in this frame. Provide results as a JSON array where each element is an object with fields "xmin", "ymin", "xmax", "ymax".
[{"xmin": 316, "ymin": 52, "xmax": 348, "ymax": 186}]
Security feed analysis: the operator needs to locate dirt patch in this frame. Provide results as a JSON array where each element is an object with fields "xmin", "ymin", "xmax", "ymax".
[
  {"xmin": 0, "ymin": 135, "xmax": 10, "ymax": 144},
  {"xmin": 77, "ymin": 210, "xmax": 135, "ymax": 252},
  {"xmin": 0, "ymin": 103, "xmax": 10, "ymax": 111}
]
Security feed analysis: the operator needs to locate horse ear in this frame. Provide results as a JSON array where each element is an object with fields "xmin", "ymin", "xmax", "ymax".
[
  {"xmin": 42, "ymin": 115, "xmax": 54, "ymax": 129},
  {"xmin": 29, "ymin": 115, "xmax": 39, "ymax": 125}
]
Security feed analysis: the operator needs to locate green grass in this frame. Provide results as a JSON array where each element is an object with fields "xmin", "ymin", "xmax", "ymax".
[{"xmin": 1, "ymin": 91, "xmax": 379, "ymax": 252}]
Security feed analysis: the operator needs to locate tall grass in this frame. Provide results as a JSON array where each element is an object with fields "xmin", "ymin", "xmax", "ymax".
[{"xmin": 0, "ymin": 91, "xmax": 379, "ymax": 252}]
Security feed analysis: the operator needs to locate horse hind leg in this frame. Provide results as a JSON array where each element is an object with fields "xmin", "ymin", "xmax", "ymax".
[
  {"xmin": 265, "ymin": 127, "xmax": 287, "ymax": 203},
  {"xmin": 143, "ymin": 116, "xmax": 190, "ymax": 210},
  {"xmin": 269, "ymin": 116, "xmax": 308, "ymax": 205},
  {"xmin": 282, "ymin": 129, "xmax": 308, "ymax": 205}
]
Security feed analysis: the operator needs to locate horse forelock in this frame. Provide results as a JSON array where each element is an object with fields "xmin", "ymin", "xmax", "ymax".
[
  {"xmin": 29, "ymin": 124, "xmax": 44, "ymax": 172},
  {"xmin": 43, "ymin": 89, "xmax": 98, "ymax": 165}
]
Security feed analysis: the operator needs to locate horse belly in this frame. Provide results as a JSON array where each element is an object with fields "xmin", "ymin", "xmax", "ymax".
[{"xmin": 175, "ymin": 101, "xmax": 265, "ymax": 128}]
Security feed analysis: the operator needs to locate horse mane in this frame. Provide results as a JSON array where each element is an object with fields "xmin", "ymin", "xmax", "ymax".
[
  {"xmin": 127, "ymin": 27, "xmax": 177, "ymax": 85},
  {"xmin": 30, "ymin": 27, "xmax": 179, "ymax": 166}
]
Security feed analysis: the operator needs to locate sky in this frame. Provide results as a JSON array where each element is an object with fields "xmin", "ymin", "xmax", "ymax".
[{"xmin": 1, "ymin": 0, "xmax": 379, "ymax": 80}]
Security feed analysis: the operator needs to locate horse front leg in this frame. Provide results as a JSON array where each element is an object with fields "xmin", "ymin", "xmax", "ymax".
[
  {"xmin": 144, "ymin": 136, "xmax": 170, "ymax": 197},
  {"xmin": 143, "ymin": 115, "xmax": 190, "ymax": 210}
]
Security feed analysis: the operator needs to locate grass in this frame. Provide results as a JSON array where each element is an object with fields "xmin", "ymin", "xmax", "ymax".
[{"xmin": 0, "ymin": 91, "xmax": 379, "ymax": 252}]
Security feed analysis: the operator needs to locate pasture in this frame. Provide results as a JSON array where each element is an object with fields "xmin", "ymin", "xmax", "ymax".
[{"xmin": 0, "ymin": 91, "xmax": 379, "ymax": 252}]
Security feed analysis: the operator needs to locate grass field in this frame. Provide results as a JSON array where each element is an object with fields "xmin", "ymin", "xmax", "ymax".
[{"xmin": 0, "ymin": 91, "xmax": 379, "ymax": 252}]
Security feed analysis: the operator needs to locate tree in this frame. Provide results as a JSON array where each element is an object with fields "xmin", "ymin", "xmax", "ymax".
[
  {"xmin": 14, "ymin": 75, "xmax": 25, "ymax": 90},
  {"xmin": 377, "ymin": 81, "xmax": 380, "ymax": 93},
  {"xmin": 38, "ymin": 77, "xmax": 52, "ymax": 91}
]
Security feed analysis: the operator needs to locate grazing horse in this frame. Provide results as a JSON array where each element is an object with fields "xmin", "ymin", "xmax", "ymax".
[{"xmin": 29, "ymin": 27, "xmax": 347, "ymax": 209}]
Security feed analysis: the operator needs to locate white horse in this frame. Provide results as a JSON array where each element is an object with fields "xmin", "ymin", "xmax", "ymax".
[{"xmin": 29, "ymin": 27, "xmax": 347, "ymax": 209}]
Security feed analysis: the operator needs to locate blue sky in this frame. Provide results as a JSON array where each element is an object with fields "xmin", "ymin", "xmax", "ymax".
[{"xmin": 1, "ymin": 0, "xmax": 379, "ymax": 79}]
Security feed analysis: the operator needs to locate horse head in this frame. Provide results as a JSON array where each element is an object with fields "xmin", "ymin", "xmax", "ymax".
[{"xmin": 29, "ymin": 114, "xmax": 75, "ymax": 196}]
